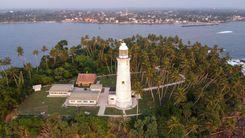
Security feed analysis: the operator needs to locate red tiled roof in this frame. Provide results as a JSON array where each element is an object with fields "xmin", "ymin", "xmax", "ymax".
[{"xmin": 76, "ymin": 73, "xmax": 97, "ymax": 84}]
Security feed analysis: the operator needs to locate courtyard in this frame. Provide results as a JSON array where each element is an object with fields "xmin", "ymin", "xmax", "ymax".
[{"xmin": 18, "ymin": 86, "xmax": 99, "ymax": 116}]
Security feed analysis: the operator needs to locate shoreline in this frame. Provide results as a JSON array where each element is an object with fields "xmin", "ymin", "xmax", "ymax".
[{"xmin": 0, "ymin": 20, "xmax": 238, "ymax": 26}]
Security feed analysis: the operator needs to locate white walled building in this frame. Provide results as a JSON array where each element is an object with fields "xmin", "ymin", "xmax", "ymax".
[
  {"xmin": 47, "ymin": 84, "xmax": 74, "ymax": 97},
  {"xmin": 90, "ymin": 84, "xmax": 103, "ymax": 92},
  {"xmin": 115, "ymin": 43, "xmax": 133, "ymax": 109},
  {"xmin": 33, "ymin": 84, "xmax": 42, "ymax": 92},
  {"xmin": 64, "ymin": 87, "xmax": 100, "ymax": 106},
  {"xmin": 108, "ymin": 91, "xmax": 117, "ymax": 105}
]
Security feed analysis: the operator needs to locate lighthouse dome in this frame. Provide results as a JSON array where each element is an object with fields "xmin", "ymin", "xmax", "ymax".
[
  {"xmin": 119, "ymin": 43, "xmax": 128, "ymax": 50},
  {"xmin": 119, "ymin": 43, "xmax": 128, "ymax": 58}
]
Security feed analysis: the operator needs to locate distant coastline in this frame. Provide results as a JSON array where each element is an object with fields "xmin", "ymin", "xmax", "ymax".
[
  {"xmin": 181, "ymin": 23, "xmax": 220, "ymax": 27},
  {"xmin": 0, "ymin": 20, "xmax": 235, "ymax": 26}
]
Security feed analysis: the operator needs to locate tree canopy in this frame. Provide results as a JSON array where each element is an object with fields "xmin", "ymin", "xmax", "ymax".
[{"xmin": 0, "ymin": 34, "xmax": 244, "ymax": 137}]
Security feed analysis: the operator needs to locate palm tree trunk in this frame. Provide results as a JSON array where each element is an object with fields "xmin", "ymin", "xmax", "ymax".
[
  {"xmin": 164, "ymin": 86, "xmax": 169, "ymax": 99},
  {"xmin": 137, "ymin": 102, "xmax": 139, "ymax": 118},
  {"xmin": 35, "ymin": 56, "xmax": 39, "ymax": 71},
  {"xmin": 169, "ymin": 85, "xmax": 177, "ymax": 100},
  {"xmin": 105, "ymin": 62, "xmax": 111, "ymax": 74},
  {"xmin": 158, "ymin": 88, "xmax": 162, "ymax": 106},
  {"xmin": 28, "ymin": 70, "xmax": 32, "ymax": 81},
  {"xmin": 45, "ymin": 57, "xmax": 49, "ymax": 69},
  {"xmin": 1, "ymin": 66, "xmax": 9, "ymax": 86},
  {"xmin": 148, "ymin": 81, "xmax": 155, "ymax": 102}
]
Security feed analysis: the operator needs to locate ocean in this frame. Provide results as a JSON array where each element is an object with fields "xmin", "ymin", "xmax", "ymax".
[{"xmin": 0, "ymin": 22, "xmax": 244, "ymax": 67}]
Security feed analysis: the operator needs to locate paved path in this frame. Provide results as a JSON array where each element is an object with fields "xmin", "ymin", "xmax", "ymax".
[
  {"xmin": 98, "ymin": 106, "xmax": 106, "ymax": 116},
  {"xmin": 97, "ymin": 87, "xmax": 110, "ymax": 116},
  {"xmin": 97, "ymin": 72, "xmax": 141, "ymax": 78},
  {"xmin": 98, "ymin": 73, "xmax": 186, "ymax": 92},
  {"xmin": 100, "ymin": 114, "xmax": 141, "ymax": 117},
  {"xmin": 142, "ymin": 74, "xmax": 185, "ymax": 91}
]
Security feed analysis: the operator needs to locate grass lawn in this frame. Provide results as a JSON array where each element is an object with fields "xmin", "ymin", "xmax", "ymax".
[
  {"xmin": 105, "ymin": 107, "xmax": 123, "ymax": 115},
  {"xmin": 125, "ymin": 107, "xmax": 138, "ymax": 114},
  {"xmin": 18, "ymin": 86, "xmax": 99, "ymax": 116},
  {"xmin": 105, "ymin": 106, "xmax": 139, "ymax": 115}
]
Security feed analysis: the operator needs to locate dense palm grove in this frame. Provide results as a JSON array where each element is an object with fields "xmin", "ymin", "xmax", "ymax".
[{"xmin": 0, "ymin": 34, "xmax": 244, "ymax": 137}]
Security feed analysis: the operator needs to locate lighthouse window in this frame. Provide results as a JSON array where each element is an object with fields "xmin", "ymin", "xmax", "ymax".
[{"xmin": 122, "ymin": 81, "xmax": 125, "ymax": 84}]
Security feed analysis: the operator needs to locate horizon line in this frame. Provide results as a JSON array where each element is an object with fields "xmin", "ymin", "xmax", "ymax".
[{"xmin": 1, "ymin": 7, "xmax": 245, "ymax": 11}]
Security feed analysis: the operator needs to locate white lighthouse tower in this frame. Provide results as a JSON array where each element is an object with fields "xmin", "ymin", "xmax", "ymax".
[{"xmin": 115, "ymin": 43, "xmax": 133, "ymax": 109}]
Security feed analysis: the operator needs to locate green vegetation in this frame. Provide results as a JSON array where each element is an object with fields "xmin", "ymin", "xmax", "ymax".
[
  {"xmin": 104, "ymin": 106, "xmax": 138, "ymax": 115},
  {"xmin": 0, "ymin": 34, "xmax": 244, "ymax": 137},
  {"xmin": 125, "ymin": 107, "xmax": 138, "ymax": 115},
  {"xmin": 105, "ymin": 107, "xmax": 123, "ymax": 115},
  {"xmin": 0, "ymin": 113, "xmax": 109, "ymax": 137},
  {"xmin": 98, "ymin": 75, "xmax": 116, "ymax": 87}
]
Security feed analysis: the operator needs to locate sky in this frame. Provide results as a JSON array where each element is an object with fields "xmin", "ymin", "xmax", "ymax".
[{"xmin": 1, "ymin": 0, "xmax": 245, "ymax": 9}]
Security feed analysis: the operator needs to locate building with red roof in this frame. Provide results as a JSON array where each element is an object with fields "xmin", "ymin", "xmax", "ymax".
[{"xmin": 76, "ymin": 73, "xmax": 97, "ymax": 87}]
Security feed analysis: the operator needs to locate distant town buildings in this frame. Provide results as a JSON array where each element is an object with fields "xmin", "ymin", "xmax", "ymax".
[{"xmin": 1, "ymin": 9, "xmax": 245, "ymax": 25}]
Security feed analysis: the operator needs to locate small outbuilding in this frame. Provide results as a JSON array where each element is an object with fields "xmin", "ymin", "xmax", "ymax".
[
  {"xmin": 108, "ymin": 91, "xmax": 116, "ymax": 105},
  {"xmin": 47, "ymin": 84, "xmax": 74, "ymax": 97},
  {"xmin": 90, "ymin": 84, "xmax": 103, "ymax": 92},
  {"xmin": 76, "ymin": 73, "xmax": 97, "ymax": 87},
  {"xmin": 33, "ymin": 84, "xmax": 42, "ymax": 92}
]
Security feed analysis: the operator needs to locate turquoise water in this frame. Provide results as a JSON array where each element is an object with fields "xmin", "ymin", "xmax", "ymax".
[{"xmin": 0, "ymin": 22, "xmax": 245, "ymax": 66}]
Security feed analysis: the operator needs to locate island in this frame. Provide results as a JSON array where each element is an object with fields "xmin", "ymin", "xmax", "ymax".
[{"xmin": 0, "ymin": 34, "xmax": 244, "ymax": 137}]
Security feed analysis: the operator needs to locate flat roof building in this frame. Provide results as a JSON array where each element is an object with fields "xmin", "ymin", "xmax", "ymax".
[
  {"xmin": 33, "ymin": 84, "xmax": 42, "ymax": 92},
  {"xmin": 64, "ymin": 87, "xmax": 101, "ymax": 107},
  {"xmin": 47, "ymin": 84, "xmax": 74, "ymax": 97},
  {"xmin": 90, "ymin": 84, "xmax": 103, "ymax": 92}
]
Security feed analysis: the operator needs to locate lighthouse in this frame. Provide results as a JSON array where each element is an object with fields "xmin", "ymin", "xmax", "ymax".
[{"xmin": 115, "ymin": 43, "xmax": 133, "ymax": 109}]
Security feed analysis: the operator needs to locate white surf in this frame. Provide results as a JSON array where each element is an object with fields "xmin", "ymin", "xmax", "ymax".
[{"xmin": 217, "ymin": 31, "xmax": 233, "ymax": 34}]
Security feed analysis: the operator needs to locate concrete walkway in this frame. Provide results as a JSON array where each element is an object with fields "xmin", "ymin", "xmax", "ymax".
[
  {"xmin": 98, "ymin": 106, "xmax": 106, "ymax": 116},
  {"xmin": 100, "ymin": 114, "xmax": 141, "ymax": 117},
  {"xmin": 97, "ymin": 87, "xmax": 110, "ymax": 116}
]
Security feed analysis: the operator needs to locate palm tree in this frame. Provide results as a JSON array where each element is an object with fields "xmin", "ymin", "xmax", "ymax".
[
  {"xmin": 156, "ymin": 75, "xmax": 164, "ymax": 105},
  {"xmin": 32, "ymin": 49, "xmax": 39, "ymax": 71},
  {"xmin": 185, "ymin": 118, "xmax": 199, "ymax": 136},
  {"xmin": 16, "ymin": 46, "xmax": 24, "ymax": 65},
  {"xmin": 50, "ymin": 49, "xmax": 58, "ymax": 65},
  {"xmin": 0, "ymin": 57, "xmax": 11, "ymax": 86},
  {"xmin": 2, "ymin": 57, "xmax": 11, "ymax": 85},
  {"xmin": 24, "ymin": 63, "xmax": 33, "ymax": 81},
  {"xmin": 132, "ymin": 81, "xmax": 144, "ymax": 116},
  {"xmin": 2, "ymin": 57, "xmax": 11, "ymax": 68},
  {"xmin": 41, "ymin": 45, "xmax": 49, "ymax": 68},
  {"xmin": 17, "ymin": 71, "xmax": 24, "ymax": 88},
  {"xmin": 166, "ymin": 116, "xmax": 183, "ymax": 134},
  {"xmin": 145, "ymin": 66, "xmax": 155, "ymax": 102},
  {"xmin": 173, "ymin": 87, "xmax": 187, "ymax": 105},
  {"xmin": 68, "ymin": 47, "xmax": 76, "ymax": 63},
  {"xmin": 41, "ymin": 45, "xmax": 48, "ymax": 53}
]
